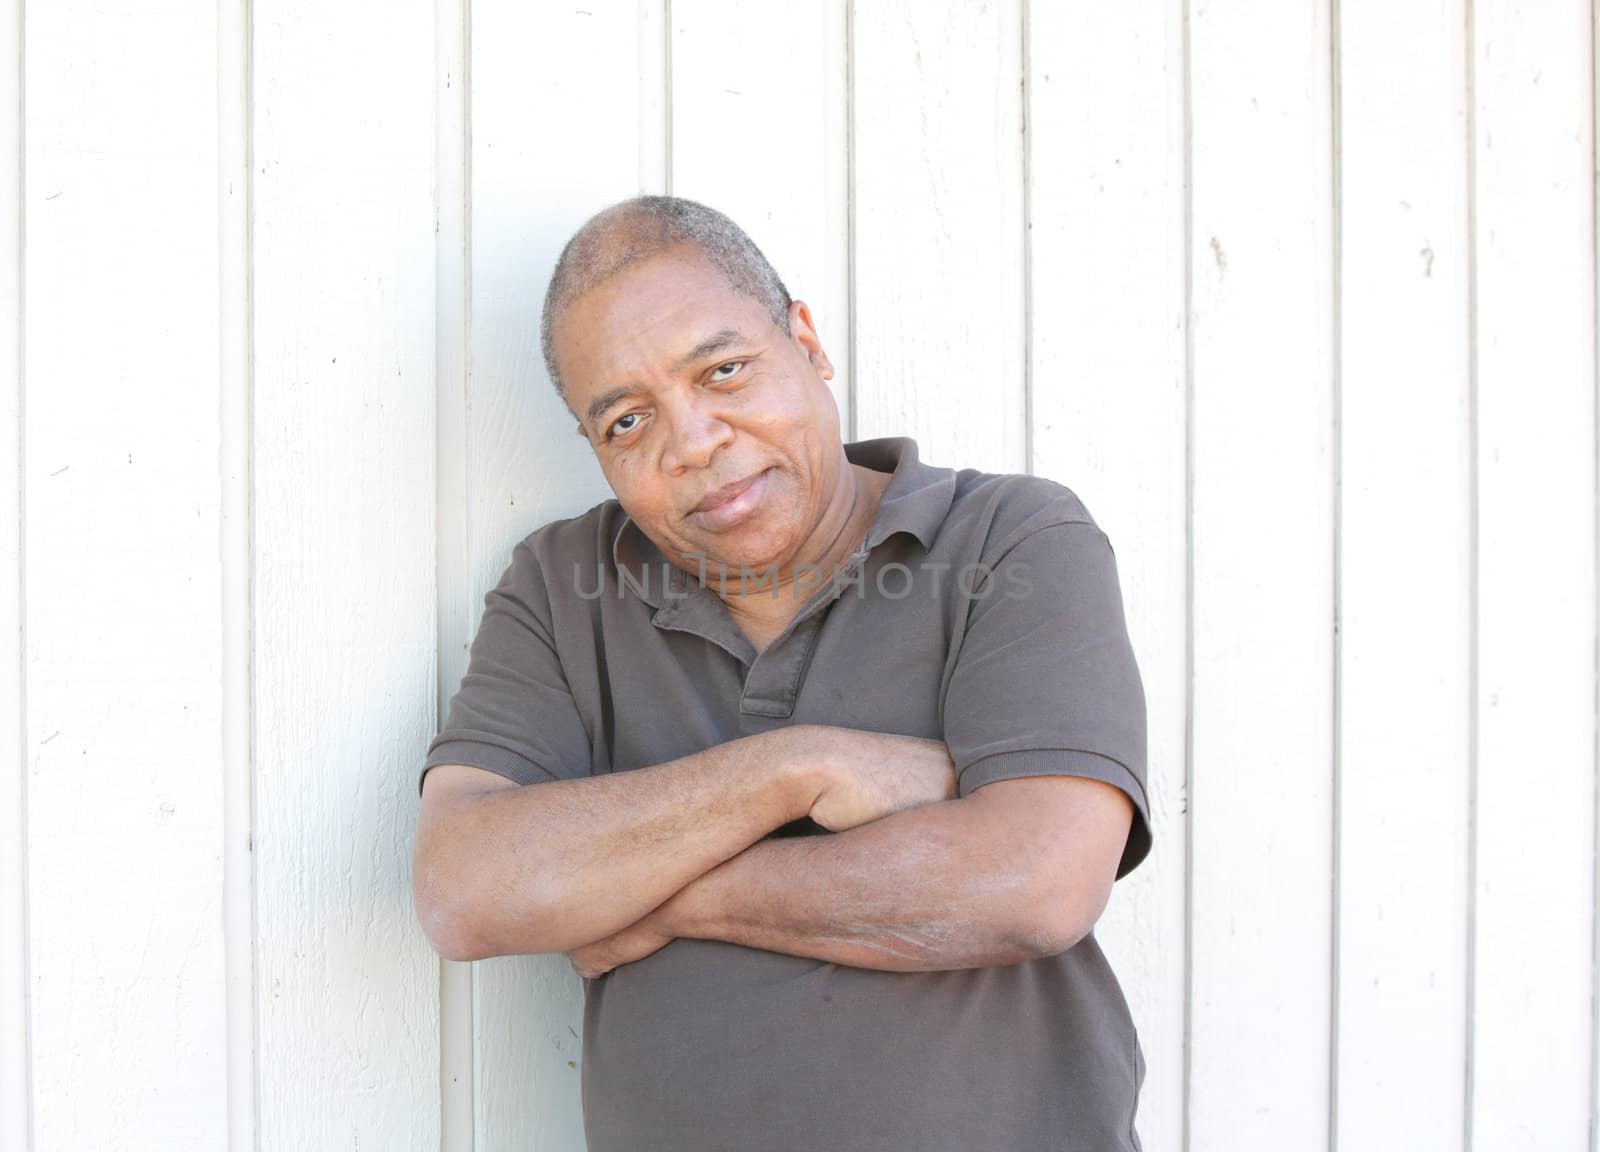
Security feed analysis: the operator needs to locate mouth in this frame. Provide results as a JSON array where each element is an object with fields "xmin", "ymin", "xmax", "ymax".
[{"xmin": 689, "ymin": 468, "xmax": 772, "ymax": 531}]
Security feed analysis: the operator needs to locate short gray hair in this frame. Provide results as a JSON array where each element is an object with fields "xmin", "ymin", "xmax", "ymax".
[{"xmin": 539, "ymin": 195, "xmax": 793, "ymax": 407}]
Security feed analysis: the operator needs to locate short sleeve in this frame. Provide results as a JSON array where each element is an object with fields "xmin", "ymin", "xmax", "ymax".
[
  {"xmin": 943, "ymin": 520, "xmax": 1152, "ymax": 880},
  {"xmin": 419, "ymin": 539, "xmax": 593, "ymax": 794}
]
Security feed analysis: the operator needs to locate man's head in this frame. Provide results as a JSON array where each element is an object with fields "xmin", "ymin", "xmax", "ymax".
[
  {"xmin": 542, "ymin": 195, "xmax": 850, "ymax": 581},
  {"xmin": 540, "ymin": 196, "xmax": 794, "ymax": 405}
]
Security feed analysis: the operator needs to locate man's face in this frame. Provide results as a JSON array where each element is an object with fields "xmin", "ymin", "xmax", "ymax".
[{"xmin": 552, "ymin": 243, "xmax": 843, "ymax": 576}]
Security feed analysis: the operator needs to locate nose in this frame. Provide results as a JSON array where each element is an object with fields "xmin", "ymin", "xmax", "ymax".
[{"xmin": 660, "ymin": 393, "xmax": 734, "ymax": 475}]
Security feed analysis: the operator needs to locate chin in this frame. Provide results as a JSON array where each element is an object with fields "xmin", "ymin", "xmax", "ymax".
[
  {"xmin": 697, "ymin": 548, "xmax": 777, "ymax": 577},
  {"xmin": 696, "ymin": 530, "xmax": 792, "ymax": 574}
]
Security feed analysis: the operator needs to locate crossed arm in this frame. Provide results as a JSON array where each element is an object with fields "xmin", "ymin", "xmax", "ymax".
[
  {"xmin": 570, "ymin": 768, "xmax": 1134, "ymax": 976},
  {"xmin": 414, "ymin": 725, "xmax": 1134, "ymax": 976}
]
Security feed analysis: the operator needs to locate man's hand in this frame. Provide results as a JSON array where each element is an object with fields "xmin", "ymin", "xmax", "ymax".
[
  {"xmin": 804, "ymin": 728, "xmax": 958, "ymax": 831},
  {"xmin": 565, "ymin": 909, "xmax": 674, "ymax": 979}
]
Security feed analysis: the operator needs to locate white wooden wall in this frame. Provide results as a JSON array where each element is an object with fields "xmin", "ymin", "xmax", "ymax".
[{"xmin": 1, "ymin": 2, "xmax": 1595, "ymax": 1149}]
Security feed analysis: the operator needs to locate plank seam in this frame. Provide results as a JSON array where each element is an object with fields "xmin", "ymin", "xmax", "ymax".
[
  {"xmin": 665, "ymin": 0, "xmax": 673, "ymax": 195},
  {"xmin": 460, "ymin": 0, "xmax": 476, "ymax": 1138},
  {"xmin": 845, "ymin": 0, "xmax": 857, "ymax": 443},
  {"xmin": 1327, "ymin": 1, "xmax": 1344, "ymax": 1149},
  {"xmin": 246, "ymin": 4, "xmax": 262, "ymax": 1139},
  {"xmin": 435, "ymin": 0, "xmax": 473, "ymax": 1145},
  {"xmin": 244, "ymin": 2, "xmax": 262, "ymax": 1145},
  {"xmin": 1020, "ymin": 0, "xmax": 1032, "ymax": 477},
  {"xmin": 1462, "ymin": 0, "xmax": 1480, "ymax": 1147},
  {"xmin": 1179, "ymin": 0, "xmax": 1196, "ymax": 1148},
  {"xmin": 218, "ymin": 0, "xmax": 258, "ymax": 1148},
  {"xmin": 7, "ymin": 0, "xmax": 32, "ymax": 1144},
  {"xmin": 1590, "ymin": 1, "xmax": 1600, "ymax": 1148}
]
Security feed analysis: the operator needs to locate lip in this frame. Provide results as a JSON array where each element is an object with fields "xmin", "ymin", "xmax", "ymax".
[{"xmin": 690, "ymin": 468, "xmax": 771, "ymax": 530}]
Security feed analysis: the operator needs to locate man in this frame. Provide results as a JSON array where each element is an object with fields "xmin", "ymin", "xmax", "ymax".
[{"xmin": 413, "ymin": 195, "xmax": 1153, "ymax": 1151}]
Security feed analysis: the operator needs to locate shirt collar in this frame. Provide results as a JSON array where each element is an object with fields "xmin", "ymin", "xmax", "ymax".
[{"xmin": 609, "ymin": 435, "xmax": 956, "ymax": 609}]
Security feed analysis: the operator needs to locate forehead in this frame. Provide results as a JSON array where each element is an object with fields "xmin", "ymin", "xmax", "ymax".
[{"xmin": 555, "ymin": 247, "xmax": 772, "ymax": 388}]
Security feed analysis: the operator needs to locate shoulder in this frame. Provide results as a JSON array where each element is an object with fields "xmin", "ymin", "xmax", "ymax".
[
  {"xmin": 512, "ymin": 499, "xmax": 623, "ymax": 564},
  {"xmin": 491, "ymin": 499, "xmax": 625, "ymax": 603},
  {"xmin": 943, "ymin": 467, "xmax": 1104, "ymax": 562}
]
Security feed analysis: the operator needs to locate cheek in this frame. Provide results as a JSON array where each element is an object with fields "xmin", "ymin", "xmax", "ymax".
[
  {"xmin": 743, "ymin": 375, "xmax": 809, "ymax": 432},
  {"xmin": 601, "ymin": 454, "xmax": 645, "ymax": 508},
  {"xmin": 608, "ymin": 439, "xmax": 653, "ymax": 477},
  {"xmin": 605, "ymin": 452, "xmax": 675, "ymax": 519}
]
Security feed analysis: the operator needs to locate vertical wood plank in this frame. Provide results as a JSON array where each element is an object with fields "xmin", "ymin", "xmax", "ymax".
[
  {"xmin": 1026, "ymin": 3, "xmax": 1188, "ymax": 1149},
  {"xmin": 671, "ymin": 0, "xmax": 851, "ymax": 425},
  {"xmin": 851, "ymin": 0, "xmax": 1025, "ymax": 474},
  {"xmin": 251, "ymin": 0, "xmax": 441, "ymax": 1145},
  {"xmin": 0, "ymin": 0, "xmax": 23, "ymax": 1144},
  {"xmin": 1188, "ymin": 0, "xmax": 1337, "ymax": 1147},
  {"xmin": 1335, "ymin": 1, "xmax": 1473, "ymax": 1147},
  {"xmin": 1471, "ymin": 1, "xmax": 1597, "ymax": 1147},
  {"xmin": 465, "ymin": 2, "xmax": 643, "ymax": 1146},
  {"xmin": 21, "ymin": 1, "xmax": 230, "ymax": 1146}
]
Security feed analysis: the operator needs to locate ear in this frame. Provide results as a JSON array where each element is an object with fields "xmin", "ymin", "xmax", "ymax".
[
  {"xmin": 564, "ymin": 397, "xmax": 587, "ymax": 437},
  {"xmin": 788, "ymin": 299, "xmax": 835, "ymax": 382}
]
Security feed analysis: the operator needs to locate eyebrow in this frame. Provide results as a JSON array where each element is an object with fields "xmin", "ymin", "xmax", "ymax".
[
  {"xmin": 585, "ymin": 385, "xmax": 636, "ymax": 428},
  {"xmin": 671, "ymin": 328, "xmax": 748, "ymax": 372},
  {"xmin": 584, "ymin": 328, "xmax": 754, "ymax": 428}
]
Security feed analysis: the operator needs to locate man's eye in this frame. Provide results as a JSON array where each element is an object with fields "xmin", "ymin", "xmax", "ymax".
[
  {"xmin": 608, "ymin": 412, "xmax": 641, "ymax": 439},
  {"xmin": 709, "ymin": 360, "xmax": 746, "ymax": 383}
]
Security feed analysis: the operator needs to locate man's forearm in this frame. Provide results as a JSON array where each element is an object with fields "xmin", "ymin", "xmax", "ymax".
[
  {"xmin": 417, "ymin": 727, "xmax": 821, "ymax": 958},
  {"xmin": 655, "ymin": 793, "xmax": 1057, "ymax": 972}
]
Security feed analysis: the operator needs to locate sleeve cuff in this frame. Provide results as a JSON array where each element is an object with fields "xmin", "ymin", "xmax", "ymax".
[
  {"xmin": 958, "ymin": 747, "xmax": 1153, "ymax": 880},
  {"xmin": 418, "ymin": 738, "xmax": 552, "ymax": 795}
]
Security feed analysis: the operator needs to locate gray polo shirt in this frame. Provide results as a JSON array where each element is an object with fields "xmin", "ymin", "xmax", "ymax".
[{"xmin": 421, "ymin": 435, "xmax": 1152, "ymax": 1152}]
